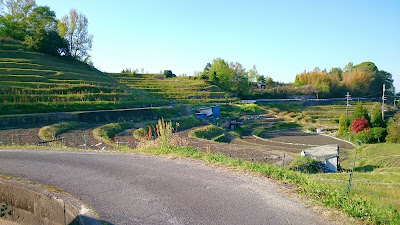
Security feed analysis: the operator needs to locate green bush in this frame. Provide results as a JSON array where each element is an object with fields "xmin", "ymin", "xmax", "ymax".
[
  {"xmin": 386, "ymin": 113, "xmax": 400, "ymax": 143},
  {"xmin": 355, "ymin": 129, "xmax": 373, "ymax": 144}
]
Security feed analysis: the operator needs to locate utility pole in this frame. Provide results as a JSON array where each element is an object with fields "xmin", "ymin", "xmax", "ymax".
[
  {"xmin": 345, "ymin": 92, "xmax": 351, "ymax": 120},
  {"xmin": 382, "ymin": 84, "xmax": 386, "ymax": 121}
]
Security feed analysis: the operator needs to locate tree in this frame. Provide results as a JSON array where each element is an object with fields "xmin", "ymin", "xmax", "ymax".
[
  {"xmin": 248, "ymin": 65, "xmax": 259, "ymax": 83},
  {"xmin": 163, "ymin": 70, "xmax": 176, "ymax": 78},
  {"xmin": 0, "ymin": 0, "xmax": 36, "ymax": 40},
  {"xmin": 351, "ymin": 101, "xmax": 370, "ymax": 123},
  {"xmin": 370, "ymin": 104, "xmax": 384, "ymax": 128},
  {"xmin": 343, "ymin": 62, "xmax": 354, "ymax": 72},
  {"xmin": 256, "ymin": 74, "xmax": 265, "ymax": 84},
  {"xmin": 350, "ymin": 117, "xmax": 370, "ymax": 135},
  {"xmin": 58, "ymin": 9, "xmax": 93, "ymax": 60},
  {"xmin": 338, "ymin": 113, "xmax": 348, "ymax": 135},
  {"xmin": 386, "ymin": 113, "xmax": 400, "ymax": 143}
]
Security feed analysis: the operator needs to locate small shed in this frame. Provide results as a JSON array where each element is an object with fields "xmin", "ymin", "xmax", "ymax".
[
  {"xmin": 211, "ymin": 106, "xmax": 221, "ymax": 117},
  {"xmin": 196, "ymin": 113, "xmax": 206, "ymax": 119},
  {"xmin": 301, "ymin": 144, "xmax": 339, "ymax": 172},
  {"xmin": 199, "ymin": 107, "xmax": 213, "ymax": 117}
]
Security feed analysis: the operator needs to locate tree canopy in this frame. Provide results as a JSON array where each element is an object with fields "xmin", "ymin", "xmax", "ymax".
[
  {"xmin": 0, "ymin": 0, "xmax": 92, "ymax": 60},
  {"xmin": 294, "ymin": 61, "xmax": 394, "ymax": 98},
  {"xmin": 58, "ymin": 9, "xmax": 93, "ymax": 60}
]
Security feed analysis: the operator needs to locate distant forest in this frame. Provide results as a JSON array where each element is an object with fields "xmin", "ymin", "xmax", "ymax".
[{"xmin": 195, "ymin": 59, "xmax": 394, "ymax": 99}]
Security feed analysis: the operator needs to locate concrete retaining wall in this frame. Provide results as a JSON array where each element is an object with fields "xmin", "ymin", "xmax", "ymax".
[{"xmin": 0, "ymin": 178, "xmax": 101, "ymax": 225}]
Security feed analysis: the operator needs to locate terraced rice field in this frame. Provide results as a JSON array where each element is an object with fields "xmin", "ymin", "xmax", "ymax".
[{"xmin": 110, "ymin": 73, "xmax": 233, "ymax": 102}]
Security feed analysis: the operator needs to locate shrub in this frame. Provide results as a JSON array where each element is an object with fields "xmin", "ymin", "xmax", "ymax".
[
  {"xmin": 371, "ymin": 127, "xmax": 387, "ymax": 143},
  {"xmin": 386, "ymin": 113, "xmax": 400, "ymax": 143},
  {"xmin": 338, "ymin": 113, "xmax": 348, "ymax": 135},
  {"xmin": 350, "ymin": 117, "xmax": 369, "ymax": 134},
  {"xmin": 355, "ymin": 129, "xmax": 373, "ymax": 144}
]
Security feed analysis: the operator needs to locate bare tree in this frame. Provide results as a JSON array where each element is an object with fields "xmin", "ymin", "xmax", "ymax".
[{"xmin": 58, "ymin": 9, "xmax": 93, "ymax": 60}]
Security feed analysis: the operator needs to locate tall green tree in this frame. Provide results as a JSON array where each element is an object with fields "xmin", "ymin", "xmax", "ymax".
[
  {"xmin": 370, "ymin": 104, "xmax": 385, "ymax": 128},
  {"xmin": 248, "ymin": 65, "xmax": 259, "ymax": 83},
  {"xmin": 386, "ymin": 113, "xmax": 400, "ymax": 143},
  {"xmin": 338, "ymin": 113, "xmax": 348, "ymax": 135},
  {"xmin": 351, "ymin": 101, "xmax": 370, "ymax": 123},
  {"xmin": 0, "ymin": 0, "xmax": 36, "ymax": 40},
  {"xmin": 58, "ymin": 9, "xmax": 93, "ymax": 60}
]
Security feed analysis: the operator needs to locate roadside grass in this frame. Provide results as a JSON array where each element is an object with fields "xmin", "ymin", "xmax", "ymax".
[{"xmin": 38, "ymin": 122, "xmax": 82, "ymax": 141}]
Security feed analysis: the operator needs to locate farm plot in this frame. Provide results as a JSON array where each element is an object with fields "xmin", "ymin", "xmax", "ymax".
[
  {"xmin": 0, "ymin": 127, "xmax": 41, "ymax": 146},
  {"xmin": 259, "ymin": 128, "xmax": 354, "ymax": 150},
  {"xmin": 180, "ymin": 129, "xmax": 288, "ymax": 164}
]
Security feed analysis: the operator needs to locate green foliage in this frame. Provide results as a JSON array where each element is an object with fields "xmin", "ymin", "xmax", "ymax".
[
  {"xmin": 38, "ymin": 122, "xmax": 81, "ymax": 141},
  {"xmin": 370, "ymin": 127, "xmax": 387, "ymax": 142},
  {"xmin": 354, "ymin": 129, "xmax": 373, "ymax": 144},
  {"xmin": 0, "ymin": 1, "xmax": 68, "ymax": 56},
  {"xmin": 200, "ymin": 58, "xmax": 251, "ymax": 97},
  {"xmin": 163, "ymin": 70, "xmax": 176, "ymax": 78},
  {"xmin": 213, "ymin": 133, "xmax": 231, "ymax": 143},
  {"xmin": 58, "ymin": 9, "xmax": 93, "ymax": 59},
  {"xmin": 338, "ymin": 113, "xmax": 348, "ymax": 135},
  {"xmin": 386, "ymin": 113, "xmax": 400, "ymax": 143},
  {"xmin": 190, "ymin": 125, "xmax": 225, "ymax": 140},
  {"xmin": 370, "ymin": 104, "xmax": 384, "ymax": 128},
  {"xmin": 239, "ymin": 103, "xmax": 264, "ymax": 113},
  {"xmin": 351, "ymin": 101, "xmax": 370, "ymax": 123}
]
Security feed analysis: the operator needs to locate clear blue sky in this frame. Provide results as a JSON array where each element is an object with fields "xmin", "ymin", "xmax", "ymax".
[{"xmin": 36, "ymin": 0, "xmax": 400, "ymax": 93}]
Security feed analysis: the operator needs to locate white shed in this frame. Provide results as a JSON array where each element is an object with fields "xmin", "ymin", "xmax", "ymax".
[{"xmin": 301, "ymin": 144, "xmax": 339, "ymax": 172}]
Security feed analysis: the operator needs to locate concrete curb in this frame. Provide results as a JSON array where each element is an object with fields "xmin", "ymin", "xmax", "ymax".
[{"xmin": 0, "ymin": 178, "xmax": 101, "ymax": 225}]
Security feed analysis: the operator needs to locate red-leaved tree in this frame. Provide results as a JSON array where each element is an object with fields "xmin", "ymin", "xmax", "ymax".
[{"xmin": 350, "ymin": 117, "xmax": 370, "ymax": 134}]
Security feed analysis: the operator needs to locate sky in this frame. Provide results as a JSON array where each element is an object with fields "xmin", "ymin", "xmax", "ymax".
[{"xmin": 36, "ymin": 0, "xmax": 400, "ymax": 93}]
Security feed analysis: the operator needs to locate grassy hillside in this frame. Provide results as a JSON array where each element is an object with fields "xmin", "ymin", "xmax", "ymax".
[
  {"xmin": 0, "ymin": 39, "xmax": 167, "ymax": 115},
  {"xmin": 110, "ymin": 73, "xmax": 235, "ymax": 103}
]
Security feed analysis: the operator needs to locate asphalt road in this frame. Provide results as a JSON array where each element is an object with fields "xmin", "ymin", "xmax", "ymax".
[{"xmin": 0, "ymin": 150, "xmax": 329, "ymax": 225}]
